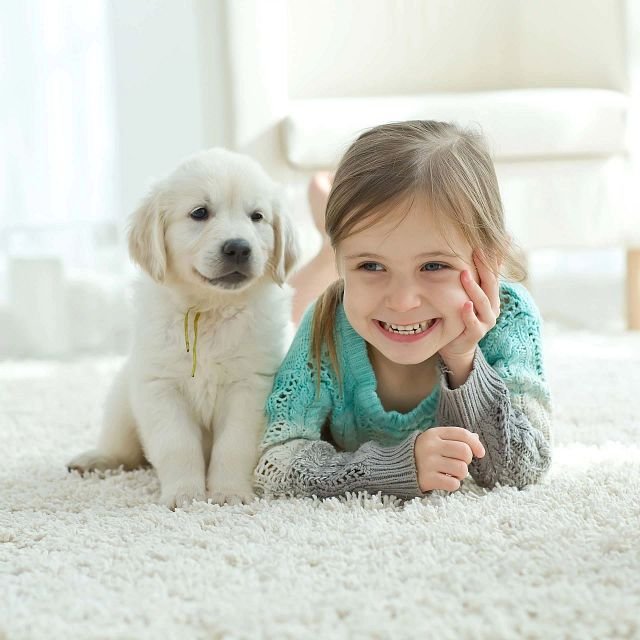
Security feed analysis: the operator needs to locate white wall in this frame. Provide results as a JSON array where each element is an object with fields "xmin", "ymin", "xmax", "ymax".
[
  {"xmin": 287, "ymin": 0, "xmax": 626, "ymax": 99},
  {"xmin": 107, "ymin": 0, "xmax": 232, "ymax": 220}
]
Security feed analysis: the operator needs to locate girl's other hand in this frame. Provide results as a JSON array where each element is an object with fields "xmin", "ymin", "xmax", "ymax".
[{"xmin": 414, "ymin": 426, "xmax": 486, "ymax": 493}]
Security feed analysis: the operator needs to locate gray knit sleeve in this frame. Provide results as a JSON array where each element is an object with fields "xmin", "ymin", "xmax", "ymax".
[
  {"xmin": 253, "ymin": 431, "xmax": 426, "ymax": 499},
  {"xmin": 437, "ymin": 346, "xmax": 552, "ymax": 489}
]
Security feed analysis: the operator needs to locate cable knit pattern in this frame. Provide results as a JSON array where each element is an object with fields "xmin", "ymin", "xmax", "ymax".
[{"xmin": 253, "ymin": 281, "xmax": 552, "ymax": 499}]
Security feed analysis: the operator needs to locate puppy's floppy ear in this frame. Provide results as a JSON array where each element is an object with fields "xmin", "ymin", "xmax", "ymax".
[
  {"xmin": 127, "ymin": 186, "xmax": 167, "ymax": 282},
  {"xmin": 270, "ymin": 195, "xmax": 300, "ymax": 286}
]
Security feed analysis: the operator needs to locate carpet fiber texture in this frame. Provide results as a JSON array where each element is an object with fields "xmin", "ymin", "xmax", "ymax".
[{"xmin": 1, "ymin": 325, "xmax": 639, "ymax": 640}]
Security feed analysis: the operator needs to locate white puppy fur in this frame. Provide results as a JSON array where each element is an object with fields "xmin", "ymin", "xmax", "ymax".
[{"xmin": 68, "ymin": 148, "xmax": 299, "ymax": 508}]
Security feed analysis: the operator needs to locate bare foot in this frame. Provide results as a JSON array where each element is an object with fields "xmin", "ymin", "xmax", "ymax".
[
  {"xmin": 290, "ymin": 171, "xmax": 338, "ymax": 325},
  {"xmin": 307, "ymin": 172, "xmax": 334, "ymax": 235}
]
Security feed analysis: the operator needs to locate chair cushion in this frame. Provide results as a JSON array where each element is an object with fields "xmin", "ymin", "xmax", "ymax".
[{"xmin": 282, "ymin": 88, "xmax": 628, "ymax": 168}]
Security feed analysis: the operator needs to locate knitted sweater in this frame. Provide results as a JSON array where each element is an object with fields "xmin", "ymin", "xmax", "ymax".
[{"xmin": 253, "ymin": 281, "xmax": 552, "ymax": 499}]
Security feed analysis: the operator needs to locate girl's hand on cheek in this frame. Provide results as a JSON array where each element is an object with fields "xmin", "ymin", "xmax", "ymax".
[{"xmin": 438, "ymin": 249, "xmax": 501, "ymax": 369}]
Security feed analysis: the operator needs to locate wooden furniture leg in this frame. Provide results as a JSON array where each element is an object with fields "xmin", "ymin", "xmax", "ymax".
[{"xmin": 627, "ymin": 247, "xmax": 640, "ymax": 331}]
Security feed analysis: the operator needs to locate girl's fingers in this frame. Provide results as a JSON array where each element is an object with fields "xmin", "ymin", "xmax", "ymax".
[
  {"xmin": 450, "ymin": 300, "xmax": 482, "ymax": 349},
  {"xmin": 437, "ymin": 457, "xmax": 470, "ymax": 480},
  {"xmin": 462, "ymin": 274, "xmax": 494, "ymax": 325},
  {"xmin": 440, "ymin": 439, "xmax": 474, "ymax": 464},
  {"xmin": 437, "ymin": 427, "xmax": 485, "ymax": 458},
  {"xmin": 474, "ymin": 249, "xmax": 501, "ymax": 317},
  {"xmin": 436, "ymin": 474, "xmax": 462, "ymax": 492},
  {"xmin": 465, "ymin": 301, "xmax": 480, "ymax": 329}
]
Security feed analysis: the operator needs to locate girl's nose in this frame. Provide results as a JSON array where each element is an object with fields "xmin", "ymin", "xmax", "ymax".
[{"xmin": 385, "ymin": 280, "xmax": 422, "ymax": 313}]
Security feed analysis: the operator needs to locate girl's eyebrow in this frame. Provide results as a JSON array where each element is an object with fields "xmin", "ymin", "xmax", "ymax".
[{"xmin": 345, "ymin": 251, "xmax": 459, "ymax": 260}]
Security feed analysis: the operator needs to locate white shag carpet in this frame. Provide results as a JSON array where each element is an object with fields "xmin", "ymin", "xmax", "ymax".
[{"xmin": 1, "ymin": 325, "xmax": 640, "ymax": 640}]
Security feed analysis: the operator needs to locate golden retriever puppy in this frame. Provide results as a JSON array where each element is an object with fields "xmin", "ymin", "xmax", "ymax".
[{"xmin": 68, "ymin": 148, "xmax": 299, "ymax": 508}]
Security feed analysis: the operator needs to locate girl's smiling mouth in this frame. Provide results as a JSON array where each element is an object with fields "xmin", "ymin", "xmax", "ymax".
[{"xmin": 373, "ymin": 318, "xmax": 441, "ymax": 342}]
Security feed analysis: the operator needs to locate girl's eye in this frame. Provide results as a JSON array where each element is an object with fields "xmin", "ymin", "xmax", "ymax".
[
  {"xmin": 421, "ymin": 262, "xmax": 448, "ymax": 272},
  {"xmin": 359, "ymin": 262, "xmax": 384, "ymax": 272},
  {"xmin": 190, "ymin": 206, "xmax": 209, "ymax": 221},
  {"xmin": 250, "ymin": 210, "xmax": 264, "ymax": 222}
]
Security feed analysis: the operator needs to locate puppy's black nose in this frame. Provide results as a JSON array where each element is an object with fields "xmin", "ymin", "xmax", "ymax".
[{"xmin": 221, "ymin": 238, "xmax": 252, "ymax": 264}]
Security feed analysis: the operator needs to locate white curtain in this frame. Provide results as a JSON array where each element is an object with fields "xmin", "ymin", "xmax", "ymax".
[{"xmin": 0, "ymin": 0, "xmax": 130, "ymax": 358}]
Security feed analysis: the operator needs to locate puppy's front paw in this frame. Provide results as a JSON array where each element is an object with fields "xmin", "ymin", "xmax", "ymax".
[
  {"xmin": 207, "ymin": 487, "xmax": 256, "ymax": 506},
  {"xmin": 67, "ymin": 450, "xmax": 120, "ymax": 474},
  {"xmin": 161, "ymin": 484, "xmax": 206, "ymax": 510}
]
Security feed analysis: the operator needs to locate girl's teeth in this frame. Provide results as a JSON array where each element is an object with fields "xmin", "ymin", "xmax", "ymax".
[{"xmin": 381, "ymin": 319, "xmax": 436, "ymax": 334}]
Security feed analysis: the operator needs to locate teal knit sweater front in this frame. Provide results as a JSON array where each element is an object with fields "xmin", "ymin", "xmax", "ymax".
[{"xmin": 254, "ymin": 281, "xmax": 553, "ymax": 499}]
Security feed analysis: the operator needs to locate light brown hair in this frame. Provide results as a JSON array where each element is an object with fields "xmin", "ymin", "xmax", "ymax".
[{"xmin": 310, "ymin": 120, "xmax": 526, "ymax": 391}]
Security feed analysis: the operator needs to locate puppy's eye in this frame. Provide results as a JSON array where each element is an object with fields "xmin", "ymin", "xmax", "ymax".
[
  {"xmin": 190, "ymin": 207, "xmax": 209, "ymax": 221},
  {"xmin": 250, "ymin": 210, "xmax": 264, "ymax": 222}
]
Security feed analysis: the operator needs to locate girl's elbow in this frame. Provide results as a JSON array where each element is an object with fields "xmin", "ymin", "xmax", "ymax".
[
  {"xmin": 503, "ymin": 450, "xmax": 553, "ymax": 489},
  {"xmin": 476, "ymin": 449, "xmax": 552, "ymax": 490}
]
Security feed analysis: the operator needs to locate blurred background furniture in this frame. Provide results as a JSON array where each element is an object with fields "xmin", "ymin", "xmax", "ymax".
[
  {"xmin": 2, "ymin": 0, "xmax": 639, "ymax": 358},
  {"xmin": 226, "ymin": 0, "xmax": 640, "ymax": 330}
]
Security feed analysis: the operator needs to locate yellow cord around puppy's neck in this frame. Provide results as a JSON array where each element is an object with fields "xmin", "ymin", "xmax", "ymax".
[{"xmin": 184, "ymin": 307, "xmax": 201, "ymax": 377}]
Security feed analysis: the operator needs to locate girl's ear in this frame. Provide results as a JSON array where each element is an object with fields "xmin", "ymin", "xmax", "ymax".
[
  {"xmin": 270, "ymin": 196, "xmax": 300, "ymax": 286},
  {"xmin": 127, "ymin": 186, "xmax": 167, "ymax": 282}
]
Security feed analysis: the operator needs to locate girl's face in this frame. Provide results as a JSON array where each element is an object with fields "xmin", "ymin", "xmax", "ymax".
[{"xmin": 337, "ymin": 196, "xmax": 481, "ymax": 367}]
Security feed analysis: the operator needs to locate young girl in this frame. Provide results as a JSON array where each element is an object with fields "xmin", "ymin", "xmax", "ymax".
[{"xmin": 254, "ymin": 120, "xmax": 552, "ymax": 499}]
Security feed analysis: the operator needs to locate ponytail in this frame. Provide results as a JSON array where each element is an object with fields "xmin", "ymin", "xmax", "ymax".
[{"xmin": 310, "ymin": 278, "xmax": 344, "ymax": 397}]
